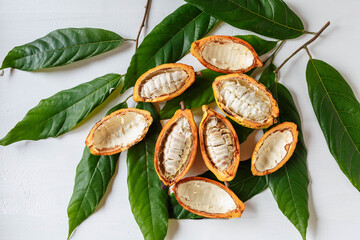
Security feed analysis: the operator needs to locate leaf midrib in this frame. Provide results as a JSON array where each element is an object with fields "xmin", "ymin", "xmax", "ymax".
[
  {"xmin": 224, "ymin": 0, "xmax": 304, "ymax": 33},
  {"xmin": 11, "ymin": 39, "xmax": 123, "ymax": 63},
  {"xmin": 283, "ymin": 165, "xmax": 305, "ymax": 237},
  {"xmin": 309, "ymin": 59, "xmax": 360, "ymax": 165},
  {"xmin": 31, "ymin": 75, "xmax": 122, "ymax": 135},
  {"xmin": 69, "ymin": 156, "xmax": 102, "ymax": 237}
]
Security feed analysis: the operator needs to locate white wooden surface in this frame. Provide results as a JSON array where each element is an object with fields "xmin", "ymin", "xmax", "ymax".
[{"xmin": 1, "ymin": 0, "xmax": 360, "ymax": 239}]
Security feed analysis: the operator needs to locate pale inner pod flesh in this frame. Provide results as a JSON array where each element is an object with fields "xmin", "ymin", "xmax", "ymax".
[
  {"xmin": 201, "ymin": 41, "xmax": 254, "ymax": 71},
  {"xmin": 255, "ymin": 130, "xmax": 294, "ymax": 171},
  {"xmin": 92, "ymin": 112, "xmax": 148, "ymax": 149},
  {"xmin": 160, "ymin": 117, "xmax": 193, "ymax": 181},
  {"xmin": 177, "ymin": 180, "xmax": 236, "ymax": 214},
  {"xmin": 204, "ymin": 117, "xmax": 234, "ymax": 171},
  {"xmin": 219, "ymin": 79, "xmax": 271, "ymax": 122},
  {"xmin": 139, "ymin": 68, "xmax": 188, "ymax": 99}
]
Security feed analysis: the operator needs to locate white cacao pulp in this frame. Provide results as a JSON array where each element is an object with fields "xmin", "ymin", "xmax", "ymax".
[
  {"xmin": 201, "ymin": 41, "xmax": 255, "ymax": 71},
  {"xmin": 92, "ymin": 112, "xmax": 149, "ymax": 149},
  {"xmin": 139, "ymin": 68, "xmax": 188, "ymax": 99},
  {"xmin": 255, "ymin": 130, "xmax": 294, "ymax": 171},
  {"xmin": 204, "ymin": 117, "xmax": 234, "ymax": 171},
  {"xmin": 176, "ymin": 180, "xmax": 237, "ymax": 214},
  {"xmin": 219, "ymin": 79, "xmax": 271, "ymax": 123},
  {"xmin": 161, "ymin": 117, "xmax": 193, "ymax": 181}
]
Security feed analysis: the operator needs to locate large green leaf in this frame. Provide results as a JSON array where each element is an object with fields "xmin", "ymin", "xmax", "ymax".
[
  {"xmin": 127, "ymin": 102, "xmax": 169, "ymax": 240},
  {"xmin": 67, "ymin": 101, "xmax": 127, "ymax": 239},
  {"xmin": 306, "ymin": 59, "xmax": 360, "ymax": 190},
  {"xmin": 201, "ymin": 160, "xmax": 268, "ymax": 202},
  {"xmin": 0, "ymin": 74, "xmax": 123, "ymax": 146},
  {"xmin": 122, "ymin": 4, "xmax": 217, "ymax": 93},
  {"xmin": 235, "ymin": 35, "xmax": 277, "ymax": 56},
  {"xmin": 267, "ymin": 83, "xmax": 309, "ymax": 240},
  {"xmin": 159, "ymin": 69, "xmax": 221, "ymax": 119},
  {"xmin": 185, "ymin": 0, "xmax": 304, "ymax": 39},
  {"xmin": 1, "ymin": 28, "xmax": 124, "ymax": 71}
]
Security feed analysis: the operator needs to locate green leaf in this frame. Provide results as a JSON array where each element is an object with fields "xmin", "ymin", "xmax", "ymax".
[
  {"xmin": 169, "ymin": 194, "xmax": 203, "ymax": 219},
  {"xmin": 67, "ymin": 148, "xmax": 120, "ymax": 239},
  {"xmin": 258, "ymin": 63, "xmax": 277, "ymax": 88},
  {"xmin": 0, "ymin": 73, "xmax": 123, "ymax": 146},
  {"xmin": 185, "ymin": 0, "xmax": 304, "ymax": 39},
  {"xmin": 1, "ymin": 28, "xmax": 124, "ymax": 71},
  {"xmin": 122, "ymin": 4, "xmax": 217, "ymax": 93},
  {"xmin": 201, "ymin": 160, "xmax": 268, "ymax": 202},
  {"xmin": 160, "ymin": 69, "xmax": 221, "ymax": 119},
  {"xmin": 67, "ymin": 101, "xmax": 127, "ymax": 239},
  {"xmin": 267, "ymin": 83, "xmax": 309, "ymax": 239},
  {"xmin": 127, "ymin": 102, "xmax": 169, "ymax": 240},
  {"xmin": 306, "ymin": 59, "xmax": 360, "ymax": 191},
  {"xmin": 235, "ymin": 35, "xmax": 277, "ymax": 56}
]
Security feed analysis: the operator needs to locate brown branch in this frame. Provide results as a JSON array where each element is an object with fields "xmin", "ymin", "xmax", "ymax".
[
  {"xmin": 0, "ymin": 70, "xmax": 4, "ymax": 76},
  {"xmin": 274, "ymin": 21, "xmax": 330, "ymax": 74},
  {"xmin": 180, "ymin": 100, "xmax": 186, "ymax": 110},
  {"xmin": 135, "ymin": 0, "xmax": 152, "ymax": 50}
]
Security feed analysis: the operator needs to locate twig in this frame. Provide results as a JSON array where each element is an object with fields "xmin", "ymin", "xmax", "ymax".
[
  {"xmin": 180, "ymin": 100, "xmax": 186, "ymax": 110},
  {"xmin": 135, "ymin": 0, "xmax": 152, "ymax": 50},
  {"xmin": 274, "ymin": 21, "xmax": 330, "ymax": 74},
  {"xmin": 0, "ymin": 70, "xmax": 4, "ymax": 76}
]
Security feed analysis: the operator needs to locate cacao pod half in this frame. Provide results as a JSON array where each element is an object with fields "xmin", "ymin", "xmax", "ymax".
[
  {"xmin": 133, "ymin": 63, "xmax": 195, "ymax": 102},
  {"xmin": 154, "ymin": 108, "xmax": 198, "ymax": 186},
  {"xmin": 199, "ymin": 105, "xmax": 240, "ymax": 181},
  {"xmin": 251, "ymin": 122, "xmax": 298, "ymax": 176},
  {"xmin": 213, "ymin": 74, "xmax": 279, "ymax": 129},
  {"xmin": 191, "ymin": 35, "xmax": 262, "ymax": 74},
  {"xmin": 173, "ymin": 177, "xmax": 245, "ymax": 218},
  {"xmin": 85, "ymin": 108, "xmax": 153, "ymax": 155}
]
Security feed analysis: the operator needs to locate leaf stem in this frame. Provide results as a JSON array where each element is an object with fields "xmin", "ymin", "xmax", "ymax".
[
  {"xmin": 304, "ymin": 46, "xmax": 313, "ymax": 59},
  {"xmin": 180, "ymin": 100, "xmax": 186, "ymax": 110},
  {"xmin": 135, "ymin": 0, "xmax": 152, "ymax": 50},
  {"xmin": 274, "ymin": 21, "xmax": 330, "ymax": 74},
  {"xmin": 264, "ymin": 40, "xmax": 285, "ymax": 63},
  {"xmin": 124, "ymin": 39, "xmax": 137, "ymax": 42}
]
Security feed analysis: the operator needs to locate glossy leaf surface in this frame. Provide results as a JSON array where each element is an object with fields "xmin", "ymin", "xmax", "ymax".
[
  {"xmin": 122, "ymin": 4, "xmax": 217, "ymax": 93},
  {"xmin": 306, "ymin": 59, "xmax": 360, "ymax": 191},
  {"xmin": 1, "ymin": 28, "xmax": 124, "ymax": 71},
  {"xmin": 259, "ymin": 62, "xmax": 277, "ymax": 88},
  {"xmin": 67, "ymin": 101, "xmax": 128, "ymax": 238},
  {"xmin": 267, "ymin": 83, "xmax": 309, "ymax": 240},
  {"xmin": 127, "ymin": 103, "xmax": 169, "ymax": 240},
  {"xmin": 0, "ymin": 74, "xmax": 123, "ymax": 146},
  {"xmin": 185, "ymin": 0, "xmax": 304, "ymax": 39}
]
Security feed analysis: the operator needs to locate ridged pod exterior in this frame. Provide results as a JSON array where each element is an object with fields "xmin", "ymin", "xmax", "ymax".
[
  {"xmin": 154, "ymin": 108, "xmax": 198, "ymax": 186},
  {"xmin": 133, "ymin": 63, "xmax": 195, "ymax": 102},
  {"xmin": 190, "ymin": 35, "xmax": 262, "ymax": 74},
  {"xmin": 251, "ymin": 122, "xmax": 299, "ymax": 176},
  {"xmin": 85, "ymin": 108, "xmax": 153, "ymax": 155},
  {"xmin": 173, "ymin": 177, "xmax": 245, "ymax": 218},
  {"xmin": 199, "ymin": 105, "xmax": 240, "ymax": 181},
  {"xmin": 213, "ymin": 74, "xmax": 279, "ymax": 129}
]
